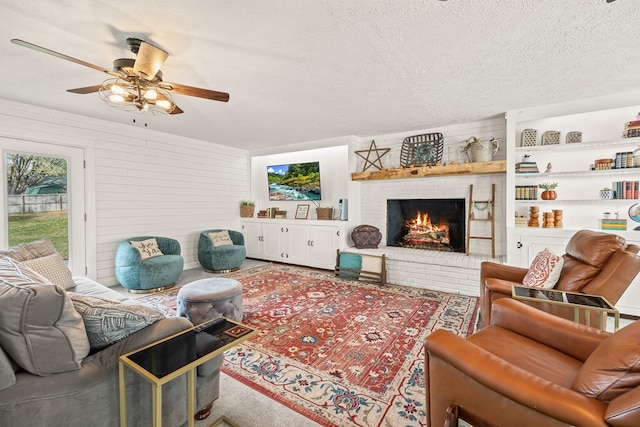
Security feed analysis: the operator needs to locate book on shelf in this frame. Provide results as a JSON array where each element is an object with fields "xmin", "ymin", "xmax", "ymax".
[
  {"xmin": 515, "ymin": 161, "xmax": 539, "ymax": 174},
  {"xmin": 611, "ymin": 181, "xmax": 639, "ymax": 199},
  {"xmin": 614, "ymin": 152, "xmax": 634, "ymax": 168},
  {"xmin": 601, "ymin": 219, "xmax": 627, "ymax": 230},
  {"xmin": 623, "ymin": 128, "xmax": 640, "ymax": 138},
  {"xmin": 515, "ymin": 185, "xmax": 538, "ymax": 200}
]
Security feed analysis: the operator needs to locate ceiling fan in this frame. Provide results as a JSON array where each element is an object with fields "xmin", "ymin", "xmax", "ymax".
[{"xmin": 10, "ymin": 38, "xmax": 229, "ymax": 115}]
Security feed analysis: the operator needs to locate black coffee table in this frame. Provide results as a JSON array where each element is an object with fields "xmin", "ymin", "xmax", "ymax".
[
  {"xmin": 512, "ymin": 285, "xmax": 619, "ymax": 331},
  {"xmin": 119, "ymin": 318, "xmax": 257, "ymax": 427}
]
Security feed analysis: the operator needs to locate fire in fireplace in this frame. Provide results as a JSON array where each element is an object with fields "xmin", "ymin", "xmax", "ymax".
[{"xmin": 387, "ymin": 198, "xmax": 465, "ymax": 252}]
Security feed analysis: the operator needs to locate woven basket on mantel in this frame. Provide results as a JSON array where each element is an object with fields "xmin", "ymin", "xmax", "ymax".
[{"xmin": 316, "ymin": 207, "xmax": 333, "ymax": 220}]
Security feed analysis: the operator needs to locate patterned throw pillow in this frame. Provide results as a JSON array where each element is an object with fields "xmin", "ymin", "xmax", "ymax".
[
  {"xmin": 69, "ymin": 293, "xmax": 164, "ymax": 350},
  {"xmin": 0, "ymin": 239, "xmax": 57, "ymax": 262},
  {"xmin": 522, "ymin": 248, "xmax": 564, "ymax": 288},
  {"xmin": 22, "ymin": 252, "xmax": 75, "ymax": 290},
  {"xmin": 130, "ymin": 238, "xmax": 164, "ymax": 260},
  {"xmin": 208, "ymin": 230, "xmax": 234, "ymax": 247}
]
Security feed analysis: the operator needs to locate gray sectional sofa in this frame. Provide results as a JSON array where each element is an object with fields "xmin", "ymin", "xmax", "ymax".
[{"xmin": 0, "ymin": 241, "xmax": 222, "ymax": 427}]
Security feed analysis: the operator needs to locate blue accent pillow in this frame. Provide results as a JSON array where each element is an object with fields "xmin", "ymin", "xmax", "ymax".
[{"xmin": 338, "ymin": 253, "xmax": 362, "ymax": 279}]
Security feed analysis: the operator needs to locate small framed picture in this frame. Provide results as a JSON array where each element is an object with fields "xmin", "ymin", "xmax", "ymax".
[{"xmin": 295, "ymin": 204, "xmax": 310, "ymax": 219}]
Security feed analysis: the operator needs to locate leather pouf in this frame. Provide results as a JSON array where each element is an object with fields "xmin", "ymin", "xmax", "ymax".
[{"xmin": 351, "ymin": 224, "xmax": 382, "ymax": 249}]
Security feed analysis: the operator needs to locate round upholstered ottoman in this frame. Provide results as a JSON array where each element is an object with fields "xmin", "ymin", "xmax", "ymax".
[{"xmin": 176, "ymin": 278, "xmax": 243, "ymax": 324}]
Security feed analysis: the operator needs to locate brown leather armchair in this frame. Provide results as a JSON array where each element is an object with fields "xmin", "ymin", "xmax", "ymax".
[
  {"xmin": 479, "ymin": 229, "xmax": 640, "ymax": 328},
  {"xmin": 425, "ymin": 298, "xmax": 640, "ymax": 427}
]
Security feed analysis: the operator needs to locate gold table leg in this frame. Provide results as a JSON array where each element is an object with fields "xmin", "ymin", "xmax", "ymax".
[
  {"xmin": 188, "ymin": 369, "xmax": 195, "ymax": 427},
  {"xmin": 119, "ymin": 362, "xmax": 127, "ymax": 427},
  {"xmin": 152, "ymin": 382, "xmax": 162, "ymax": 427}
]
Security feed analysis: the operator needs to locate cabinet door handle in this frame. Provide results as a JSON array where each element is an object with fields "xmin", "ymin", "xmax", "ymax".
[
  {"xmin": 337, "ymin": 230, "xmax": 340, "ymax": 236},
  {"xmin": 281, "ymin": 227, "xmax": 284, "ymax": 232},
  {"xmin": 517, "ymin": 241, "xmax": 523, "ymax": 249},
  {"xmin": 307, "ymin": 240, "xmax": 311, "ymax": 246},
  {"xmin": 311, "ymin": 241, "xmax": 314, "ymax": 246}
]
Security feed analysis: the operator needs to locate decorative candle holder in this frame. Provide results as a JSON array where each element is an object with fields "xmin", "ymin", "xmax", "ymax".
[
  {"xmin": 528, "ymin": 206, "xmax": 540, "ymax": 227},
  {"xmin": 553, "ymin": 209, "xmax": 563, "ymax": 228}
]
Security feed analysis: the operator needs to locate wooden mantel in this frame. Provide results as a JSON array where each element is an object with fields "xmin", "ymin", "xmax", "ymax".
[{"xmin": 351, "ymin": 160, "xmax": 506, "ymax": 181}]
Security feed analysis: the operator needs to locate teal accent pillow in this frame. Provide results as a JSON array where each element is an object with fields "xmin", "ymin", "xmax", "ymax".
[{"xmin": 338, "ymin": 253, "xmax": 362, "ymax": 279}]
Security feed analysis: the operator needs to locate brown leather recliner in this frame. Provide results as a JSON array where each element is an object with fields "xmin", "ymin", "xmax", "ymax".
[
  {"xmin": 479, "ymin": 229, "xmax": 640, "ymax": 328},
  {"xmin": 425, "ymin": 298, "xmax": 640, "ymax": 427}
]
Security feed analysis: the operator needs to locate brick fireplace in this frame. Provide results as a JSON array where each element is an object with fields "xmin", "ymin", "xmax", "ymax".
[
  {"xmin": 387, "ymin": 198, "xmax": 466, "ymax": 253},
  {"xmin": 353, "ymin": 173, "xmax": 505, "ymax": 297}
]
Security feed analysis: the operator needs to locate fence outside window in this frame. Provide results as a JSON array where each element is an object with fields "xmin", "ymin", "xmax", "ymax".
[{"xmin": 8, "ymin": 194, "xmax": 67, "ymax": 214}]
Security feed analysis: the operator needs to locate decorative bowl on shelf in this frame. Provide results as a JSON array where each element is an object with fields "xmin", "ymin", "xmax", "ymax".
[{"xmin": 599, "ymin": 190, "xmax": 615, "ymax": 199}]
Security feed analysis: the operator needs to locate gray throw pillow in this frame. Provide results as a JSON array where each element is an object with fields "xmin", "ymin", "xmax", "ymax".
[{"xmin": 0, "ymin": 255, "xmax": 89, "ymax": 376}]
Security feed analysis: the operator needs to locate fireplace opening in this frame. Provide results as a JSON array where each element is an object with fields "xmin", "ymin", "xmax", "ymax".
[{"xmin": 387, "ymin": 198, "xmax": 465, "ymax": 253}]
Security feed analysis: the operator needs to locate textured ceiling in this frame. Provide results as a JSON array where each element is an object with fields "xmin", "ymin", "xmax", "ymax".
[{"xmin": 0, "ymin": 0, "xmax": 637, "ymax": 152}]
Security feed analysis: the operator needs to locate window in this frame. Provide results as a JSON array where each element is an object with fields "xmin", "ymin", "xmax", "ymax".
[{"xmin": 1, "ymin": 139, "xmax": 86, "ymax": 275}]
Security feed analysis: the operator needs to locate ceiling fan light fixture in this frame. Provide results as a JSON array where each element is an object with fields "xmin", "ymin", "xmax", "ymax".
[
  {"xmin": 108, "ymin": 94, "xmax": 126, "ymax": 103},
  {"xmin": 99, "ymin": 78, "xmax": 175, "ymax": 115},
  {"xmin": 143, "ymin": 88, "xmax": 158, "ymax": 100},
  {"xmin": 156, "ymin": 99, "xmax": 172, "ymax": 110},
  {"xmin": 110, "ymin": 83, "xmax": 128, "ymax": 96}
]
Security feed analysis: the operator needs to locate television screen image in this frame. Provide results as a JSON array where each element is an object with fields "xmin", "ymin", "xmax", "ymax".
[{"xmin": 267, "ymin": 161, "xmax": 321, "ymax": 201}]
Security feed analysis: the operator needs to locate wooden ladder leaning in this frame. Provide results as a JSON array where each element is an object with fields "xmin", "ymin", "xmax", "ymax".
[{"xmin": 466, "ymin": 183, "xmax": 495, "ymax": 258}]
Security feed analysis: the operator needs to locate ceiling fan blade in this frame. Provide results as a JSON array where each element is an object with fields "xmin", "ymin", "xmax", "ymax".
[
  {"xmin": 10, "ymin": 39, "xmax": 120, "ymax": 78},
  {"xmin": 162, "ymin": 82, "xmax": 230, "ymax": 102},
  {"xmin": 66, "ymin": 85, "xmax": 103, "ymax": 94},
  {"xmin": 170, "ymin": 104, "xmax": 184, "ymax": 115},
  {"xmin": 133, "ymin": 41, "xmax": 168, "ymax": 80}
]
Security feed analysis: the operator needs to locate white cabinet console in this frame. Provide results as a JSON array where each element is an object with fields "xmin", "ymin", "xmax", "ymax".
[{"xmin": 241, "ymin": 219, "xmax": 348, "ymax": 270}]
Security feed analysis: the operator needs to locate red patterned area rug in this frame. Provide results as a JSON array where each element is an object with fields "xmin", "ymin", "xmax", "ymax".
[
  {"xmin": 134, "ymin": 287, "xmax": 180, "ymax": 317},
  {"xmin": 136, "ymin": 263, "xmax": 478, "ymax": 426},
  {"xmin": 222, "ymin": 264, "xmax": 478, "ymax": 427}
]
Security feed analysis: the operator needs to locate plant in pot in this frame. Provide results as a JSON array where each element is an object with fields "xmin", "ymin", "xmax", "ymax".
[
  {"xmin": 600, "ymin": 187, "xmax": 615, "ymax": 199},
  {"xmin": 538, "ymin": 182, "xmax": 558, "ymax": 200},
  {"xmin": 240, "ymin": 200, "xmax": 255, "ymax": 218}
]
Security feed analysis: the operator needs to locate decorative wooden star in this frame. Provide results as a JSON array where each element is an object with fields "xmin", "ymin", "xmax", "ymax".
[{"xmin": 355, "ymin": 140, "xmax": 390, "ymax": 172}]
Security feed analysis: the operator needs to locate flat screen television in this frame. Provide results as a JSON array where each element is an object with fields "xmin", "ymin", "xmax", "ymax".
[{"xmin": 267, "ymin": 161, "xmax": 321, "ymax": 201}]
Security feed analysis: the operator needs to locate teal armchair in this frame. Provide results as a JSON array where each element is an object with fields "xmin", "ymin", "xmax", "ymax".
[
  {"xmin": 115, "ymin": 236, "xmax": 184, "ymax": 292},
  {"xmin": 197, "ymin": 229, "xmax": 246, "ymax": 273}
]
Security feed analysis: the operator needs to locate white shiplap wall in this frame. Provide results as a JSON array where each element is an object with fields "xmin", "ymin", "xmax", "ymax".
[{"xmin": 0, "ymin": 100, "xmax": 250, "ymax": 286}]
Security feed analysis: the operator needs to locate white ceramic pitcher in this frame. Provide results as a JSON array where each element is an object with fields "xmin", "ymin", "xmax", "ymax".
[{"xmin": 466, "ymin": 137, "xmax": 499, "ymax": 163}]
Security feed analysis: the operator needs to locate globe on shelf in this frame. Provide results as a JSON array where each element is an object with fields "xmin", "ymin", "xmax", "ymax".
[{"xmin": 629, "ymin": 203, "xmax": 640, "ymax": 231}]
